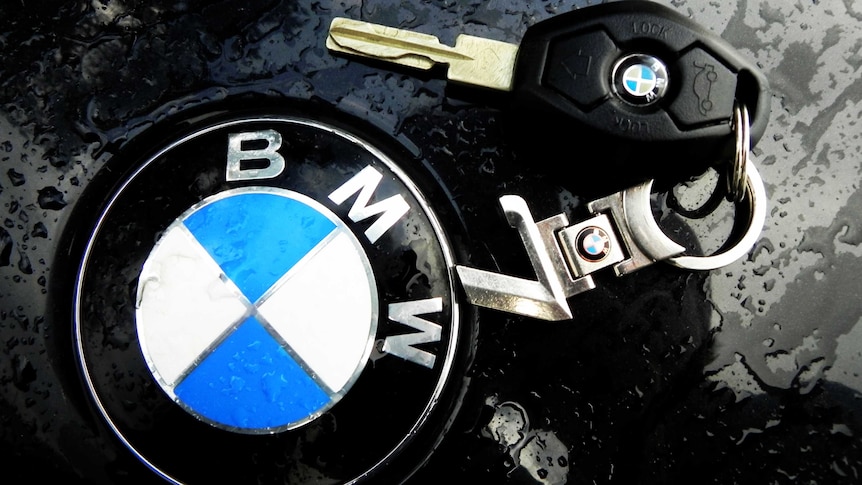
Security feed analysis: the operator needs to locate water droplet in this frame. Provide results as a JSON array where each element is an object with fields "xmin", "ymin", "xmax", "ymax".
[
  {"xmin": 12, "ymin": 354, "xmax": 36, "ymax": 391},
  {"xmin": 31, "ymin": 222, "xmax": 47, "ymax": 238},
  {"xmin": 11, "ymin": 309, "xmax": 29, "ymax": 330},
  {"xmin": 0, "ymin": 228, "xmax": 12, "ymax": 266},
  {"xmin": 17, "ymin": 249, "xmax": 32, "ymax": 275},
  {"xmin": 6, "ymin": 169, "xmax": 25, "ymax": 187},
  {"xmin": 37, "ymin": 186, "xmax": 67, "ymax": 210}
]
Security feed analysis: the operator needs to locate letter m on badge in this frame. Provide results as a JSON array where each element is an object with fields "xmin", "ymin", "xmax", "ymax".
[{"xmin": 328, "ymin": 165, "xmax": 409, "ymax": 243}]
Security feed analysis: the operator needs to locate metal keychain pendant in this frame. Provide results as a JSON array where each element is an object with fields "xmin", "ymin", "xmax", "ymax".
[{"xmin": 455, "ymin": 106, "xmax": 766, "ymax": 321}]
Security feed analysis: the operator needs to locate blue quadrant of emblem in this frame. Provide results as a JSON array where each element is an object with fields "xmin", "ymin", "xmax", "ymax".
[
  {"xmin": 183, "ymin": 192, "xmax": 336, "ymax": 302},
  {"xmin": 174, "ymin": 316, "xmax": 330, "ymax": 429}
]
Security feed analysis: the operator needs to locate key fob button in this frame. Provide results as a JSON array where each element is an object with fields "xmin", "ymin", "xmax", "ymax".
[
  {"xmin": 668, "ymin": 48, "xmax": 737, "ymax": 127},
  {"xmin": 545, "ymin": 29, "xmax": 619, "ymax": 108}
]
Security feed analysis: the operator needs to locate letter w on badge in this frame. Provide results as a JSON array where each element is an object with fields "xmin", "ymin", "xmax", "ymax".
[{"xmin": 384, "ymin": 298, "xmax": 443, "ymax": 368}]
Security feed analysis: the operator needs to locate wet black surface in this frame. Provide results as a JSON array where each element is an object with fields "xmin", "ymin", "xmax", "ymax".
[{"xmin": 2, "ymin": 0, "xmax": 862, "ymax": 483}]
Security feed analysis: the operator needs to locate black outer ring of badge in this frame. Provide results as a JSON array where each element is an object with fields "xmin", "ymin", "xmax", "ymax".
[{"xmin": 73, "ymin": 110, "xmax": 468, "ymax": 484}]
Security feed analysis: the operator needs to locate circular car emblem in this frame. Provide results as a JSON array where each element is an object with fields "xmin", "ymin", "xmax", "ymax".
[
  {"xmin": 577, "ymin": 226, "xmax": 612, "ymax": 261},
  {"xmin": 136, "ymin": 188, "xmax": 378, "ymax": 433},
  {"xmin": 75, "ymin": 115, "xmax": 462, "ymax": 483},
  {"xmin": 611, "ymin": 53, "xmax": 669, "ymax": 106}
]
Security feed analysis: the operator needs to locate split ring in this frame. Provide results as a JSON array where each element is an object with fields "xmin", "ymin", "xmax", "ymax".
[
  {"xmin": 727, "ymin": 103, "xmax": 750, "ymax": 203},
  {"xmin": 666, "ymin": 157, "xmax": 766, "ymax": 271}
]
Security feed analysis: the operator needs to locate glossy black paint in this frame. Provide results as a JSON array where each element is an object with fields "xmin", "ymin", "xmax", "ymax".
[{"xmin": 1, "ymin": 0, "xmax": 861, "ymax": 484}]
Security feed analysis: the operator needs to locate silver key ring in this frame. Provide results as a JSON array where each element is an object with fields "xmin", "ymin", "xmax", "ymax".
[
  {"xmin": 666, "ymin": 157, "xmax": 766, "ymax": 271},
  {"xmin": 727, "ymin": 102, "xmax": 750, "ymax": 203}
]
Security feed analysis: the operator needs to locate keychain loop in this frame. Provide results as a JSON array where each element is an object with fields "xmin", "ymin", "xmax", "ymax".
[
  {"xmin": 454, "ymin": 144, "xmax": 767, "ymax": 320},
  {"xmin": 665, "ymin": 157, "xmax": 766, "ymax": 271}
]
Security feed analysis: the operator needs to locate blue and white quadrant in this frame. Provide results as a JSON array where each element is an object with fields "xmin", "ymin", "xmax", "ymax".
[
  {"xmin": 135, "ymin": 188, "xmax": 378, "ymax": 433},
  {"xmin": 622, "ymin": 64, "xmax": 657, "ymax": 97}
]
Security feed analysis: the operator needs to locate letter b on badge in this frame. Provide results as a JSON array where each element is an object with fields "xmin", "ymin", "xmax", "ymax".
[{"xmin": 226, "ymin": 129, "xmax": 285, "ymax": 181}]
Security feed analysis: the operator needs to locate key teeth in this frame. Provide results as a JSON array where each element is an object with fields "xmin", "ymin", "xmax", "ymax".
[
  {"xmin": 326, "ymin": 17, "xmax": 440, "ymax": 71},
  {"xmin": 326, "ymin": 17, "xmax": 517, "ymax": 92}
]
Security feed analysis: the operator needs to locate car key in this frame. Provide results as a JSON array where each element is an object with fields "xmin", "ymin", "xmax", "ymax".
[{"xmin": 327, "ymin": 1, "xmax": 770, "ymax": 194}]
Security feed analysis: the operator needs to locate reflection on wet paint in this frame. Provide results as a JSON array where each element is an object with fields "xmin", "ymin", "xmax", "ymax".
[{"xmin": 483, "ymin": 397, "xmax": 569, "ymax": 485}]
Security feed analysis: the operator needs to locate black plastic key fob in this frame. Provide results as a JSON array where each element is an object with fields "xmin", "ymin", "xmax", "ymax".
[{"xmin": 510, "ymin": 1, "xmax": 770, "ymax": 195}]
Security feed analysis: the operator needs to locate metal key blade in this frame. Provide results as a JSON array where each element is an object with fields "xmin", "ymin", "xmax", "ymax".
[{"xmin": 327, "ymin": 18, "xmax": 518, "ymax": 91}]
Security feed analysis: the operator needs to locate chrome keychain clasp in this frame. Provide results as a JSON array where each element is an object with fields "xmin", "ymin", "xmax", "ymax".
[{"xmin": 455, "ymin": 159, "xmax": 767, "ymax": 321}]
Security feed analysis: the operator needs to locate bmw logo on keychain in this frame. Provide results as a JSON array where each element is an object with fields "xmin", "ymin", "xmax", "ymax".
[{"xmin": 74, "ymin": 112, "xmax": 466, "ymax": 483}]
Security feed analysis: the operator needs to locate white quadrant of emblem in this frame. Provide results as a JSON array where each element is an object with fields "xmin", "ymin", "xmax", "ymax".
[
  {"xmin": 136, "ymin": 187, "xmax": 378, "ymax": 433},
  {"xmin": 256, "ymin": 230, "xmax": 375, "ymax": 393},
  {"xmin": 136, "ymin": 223, "xmax": 250, "ymax": 387}
]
